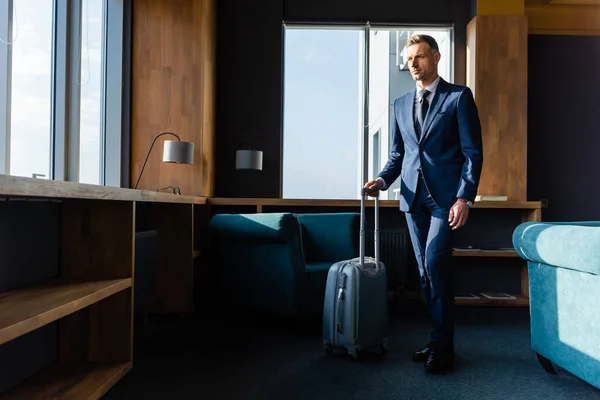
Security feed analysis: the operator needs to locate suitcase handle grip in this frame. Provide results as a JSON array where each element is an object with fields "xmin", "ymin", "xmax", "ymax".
[
  {"xmin": 360, "ymin": 187, "xmax": 377, "ymax": 196},
  {"xmin": 359, "ymin": 188, "xmax": 380, "ymax": 271}
]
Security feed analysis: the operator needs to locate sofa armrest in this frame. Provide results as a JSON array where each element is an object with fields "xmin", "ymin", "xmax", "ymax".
[
  {"xmin": 209, "ymin": 213, "xmax": 300, "ymax": 242},
  {"xmin": 296, "ymin": 213, "xmax": 360, "ymax": 262},
  {"xmin": 513, "ymin": 221, "xmax": 600, "ymax": 275}
]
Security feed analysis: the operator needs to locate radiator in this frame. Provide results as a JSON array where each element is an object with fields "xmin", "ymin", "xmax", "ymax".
[{"xmin": 365, "ymin": 229, "xmax": 409, "ymax": 293}]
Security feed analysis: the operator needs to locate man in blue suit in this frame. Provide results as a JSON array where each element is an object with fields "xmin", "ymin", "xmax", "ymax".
[{"xmin": 364, "ymin": 34, "xmax": 483, "ymax": 373}]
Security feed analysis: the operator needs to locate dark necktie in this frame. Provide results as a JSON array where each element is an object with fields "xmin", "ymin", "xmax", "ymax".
[{"xmin": 415, "ymin": 89, "xmax": 431, "ymax": 140}]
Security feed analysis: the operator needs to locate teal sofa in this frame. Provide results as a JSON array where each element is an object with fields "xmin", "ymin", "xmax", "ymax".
[
  {"xmin": 208, "ymin": 212, "xmax": 359, "ymax": 317},
  {"xmin": 513, "ymin": 221, "xmax": 600, "ymax": 389}
]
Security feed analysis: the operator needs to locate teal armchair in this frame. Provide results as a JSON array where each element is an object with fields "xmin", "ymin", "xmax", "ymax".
[
  {"xmin": 208, "ymin": 212, "xmax": 359, "ymax": 317},
  {"xmin": 513, "ymin": 220, "xmax": 600, "ymax": 389}
]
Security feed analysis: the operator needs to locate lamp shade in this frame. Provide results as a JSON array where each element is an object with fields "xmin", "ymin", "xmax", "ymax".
[
  {"xmin": 236, "ymin": 149, "xmax": 263, "ymax": 170},
  {"xmin": 163, "ymin": 140, "xmax": 194, "ymax": 164}
]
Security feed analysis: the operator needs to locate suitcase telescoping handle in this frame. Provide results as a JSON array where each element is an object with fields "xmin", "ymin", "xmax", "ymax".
[{"xmin": 359, "ymin": 187, "xmax": 380, "ymax": 270}]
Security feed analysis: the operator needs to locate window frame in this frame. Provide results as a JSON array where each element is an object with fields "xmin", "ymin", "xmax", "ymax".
[
  {"xmin": 0, "ymin": 0, "xmax": 12, "ymax": 175},
  {"xmin": 0, "ymin": 0, "xmax": 127, "ymax": 186},
  {"xmin": 280, "ymin": 22, "xmax": 455, "ymax": 199}
]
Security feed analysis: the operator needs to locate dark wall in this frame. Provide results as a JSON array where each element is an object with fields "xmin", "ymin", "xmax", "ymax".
[
  {"xmin": 283, "ymin": 0, "xmax": 468, "ymax": 24},
  {"xmin": 527, "ymin": 35, "xmax": 600, "ymax": 221},
  {"xmin": 215, "ymin": 0, "xmax": 471, "ymax": 198}
]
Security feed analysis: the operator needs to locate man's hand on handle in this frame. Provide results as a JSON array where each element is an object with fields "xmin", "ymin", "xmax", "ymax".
[
  {"xmin": 363, "ymin": 179, "xmax": 383, "ymax": 197},
  {"xmin": 449, "ymin": 199, "xmax": 470, "ymax": 230}
]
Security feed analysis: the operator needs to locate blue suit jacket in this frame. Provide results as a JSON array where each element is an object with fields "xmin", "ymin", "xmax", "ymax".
[{"xmin": 378, "ymin": 78, "xmax": 483, "ymax": 212}]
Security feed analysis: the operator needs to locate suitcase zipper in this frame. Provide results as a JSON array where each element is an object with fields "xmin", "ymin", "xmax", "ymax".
[{"xmin": 335, "ymin": 271, "xmax": 347, "ymax": 336}]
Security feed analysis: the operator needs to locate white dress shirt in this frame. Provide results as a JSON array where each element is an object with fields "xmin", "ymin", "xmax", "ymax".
[{"xmin": 376, "ymin": 75, "xmax": 441, "ymax": 190}]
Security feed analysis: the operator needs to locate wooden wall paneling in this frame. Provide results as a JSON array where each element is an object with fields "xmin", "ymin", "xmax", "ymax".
[
  {"xmin": 132, "ymin": 0, "xmax": 216, "ymax": 197},
  {"xmin": 197, "ymin": 0, "xmax": 216, "ymax": 197},
  {"xmin": 466, "ymin": 15, "xmax": 528, "ymax": 201},
  {"xmin": 477, "ymin": 0, "xmax": 525, "ymax": 15},
  {"xmin": 466, "ymin": 19, "xmax": 477, "ymax": 102},
  {"xmin": 526, "ymin": 3, "xmax": 600, "ymax": 34}
]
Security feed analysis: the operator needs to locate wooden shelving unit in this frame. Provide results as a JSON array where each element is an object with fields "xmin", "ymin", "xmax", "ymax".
[
  {"xmin": 455, "ymin": 294, "xmax": 529, "ymax": 306},
  {"xmin": 0, "ymin": 278, "xmax": 132, "ymax": 346},
  {"xmin": 0, "ymin": 199, "xmax": 135, "ymax": 399},
  {"xmin": 2, "ymin": 362, "xmax": 132, "ymax": 400},
  {"xmin": 450, "ymin": 206, "xmax": 542, "ymax": 307},
  {"xmin": 207, "ymin": 197, "xmax": 543, "ymax": 308},
  {"xmin": 0, "ymin": 175, "xmax": 206, "ymax": 399}
]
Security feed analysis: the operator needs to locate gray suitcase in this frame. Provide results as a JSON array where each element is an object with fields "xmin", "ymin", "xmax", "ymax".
[{"xmin": 322, "ymin": 188, "xmax": 389, "ymax": 360}]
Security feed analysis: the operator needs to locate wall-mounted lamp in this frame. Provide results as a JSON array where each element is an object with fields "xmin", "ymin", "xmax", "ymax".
[
  {"xmin": 236, "ymin": 144, "xmax": 263, "ymax": 171},
  {"xmin": 134, "ymin": 132, "xmax": 194, "ymax": 190}
]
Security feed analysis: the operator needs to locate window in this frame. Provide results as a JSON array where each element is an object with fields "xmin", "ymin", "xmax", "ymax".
[
  {"xmin": 282, "ymin": 25, "xmax": 453, "ymax": 200},
  {"xmin": 0, "ymin": 0, "xmax": 125, "ymax": 186},
  {"xmin": 7, "ymin": 0, "xmax": 54, "ymax": 179},
  {"xmin": 78, "ymin": 0, "xmax": 105, "ymax": 184},
  {"xmin": 282, "ymin": 28, "xmax": 363, "ymax": 199}
]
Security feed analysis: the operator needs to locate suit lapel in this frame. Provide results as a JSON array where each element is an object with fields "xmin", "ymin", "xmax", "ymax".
[
  {"xmin": 404, "ymin": 88, "xmax": 418, "ymax": 143},
  {"xmin": 420, "ymin": 79, "xmax": 450, "ymax": 144}
]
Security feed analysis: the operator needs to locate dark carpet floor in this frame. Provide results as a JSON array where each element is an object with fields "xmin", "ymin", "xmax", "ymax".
[{"xmin": 104, "ymin": 304, "xmax": 600, "ymax": 400}]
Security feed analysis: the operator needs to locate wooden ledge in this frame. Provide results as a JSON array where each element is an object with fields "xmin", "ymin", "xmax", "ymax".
[
  {"xmin": 0, "ymin": 174, "xmax": 207, "ymax": 204},
  {"xmin": 207, "ymin": 197, "xmax": 542, "ymax": 209}
]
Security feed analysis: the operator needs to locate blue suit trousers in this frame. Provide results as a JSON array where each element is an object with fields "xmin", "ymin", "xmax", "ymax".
[{"xmin": 405, "ymin": 174, "xmax": 455, "ymax": 349}]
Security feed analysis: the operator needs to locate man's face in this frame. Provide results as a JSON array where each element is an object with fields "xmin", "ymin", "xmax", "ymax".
[{"xmin": 406, "ymin": 42, "xmax": 440, "ymax": 84}]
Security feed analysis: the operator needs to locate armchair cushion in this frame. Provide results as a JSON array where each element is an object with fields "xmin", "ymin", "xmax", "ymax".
[
  {"xmin": 296, "ymin": 213, "xmax": 359, "ymax": 263},
  {"xmin": 513, "ymin": 221, "xmax": 600, "ymax": 276}
]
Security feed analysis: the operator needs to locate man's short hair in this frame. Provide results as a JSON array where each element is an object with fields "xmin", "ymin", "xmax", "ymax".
[{"xmin": 406, "ymin": 34, "xmax": 439, "ymax": 53}]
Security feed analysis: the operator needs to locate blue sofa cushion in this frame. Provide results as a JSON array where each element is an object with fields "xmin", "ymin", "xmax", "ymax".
[{"xmin": 296, "ymin": 213, "xmax": 359, "ymax": 263}]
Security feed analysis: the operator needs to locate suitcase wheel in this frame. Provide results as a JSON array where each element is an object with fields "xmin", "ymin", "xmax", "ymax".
[
  {"xmin": 348, "ymin": 348, "xmax": 360, "ymax": 361},
  {"xmin": 381, "ymin": 338, "xmax": 389, "ymax": 354}
]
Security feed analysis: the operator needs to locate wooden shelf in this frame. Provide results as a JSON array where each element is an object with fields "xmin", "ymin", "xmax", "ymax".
[
  {"xmin": 0, "ymin": 173, "xmax": 206, "ymax": 205},
  {"xmin": 207, "ymin": 197, "xmax": 542, "ymax": 209},
  {"xmin": 404, "ymin": 290, "xmax": 529, "ymax": 306},
  {"xmin": 453, "ymin": 250, "xmax": 520, "ymax": 257},
  {"xmin": 0, "ymin": 278, "xmax": 132, "ymax": 346},
  {"xmin": 0, "ymin": 361, "xmax": 132, "ymax": 400},
  {"xmin": 455, "ymin": 295, "xmax": 529, "ymax": 306}
]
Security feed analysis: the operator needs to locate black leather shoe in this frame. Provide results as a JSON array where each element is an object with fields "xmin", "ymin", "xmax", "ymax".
[
  {"xmin": 424, "ymin": 349, "xmax": 455, "ymax": 374},
  {"xmin": 412, "ymin": 345, "xmax": 432, "ymax": 362}
]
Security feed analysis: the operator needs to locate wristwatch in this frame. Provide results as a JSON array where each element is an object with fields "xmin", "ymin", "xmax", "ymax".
[{"xmin": 458, "ymin": 198, "xmax": 473, "ymax": 208}]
